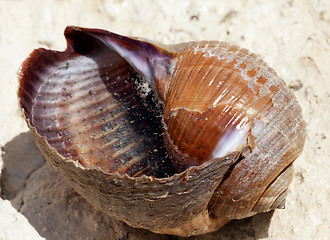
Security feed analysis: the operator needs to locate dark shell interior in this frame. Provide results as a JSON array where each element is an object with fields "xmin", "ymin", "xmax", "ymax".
[{"xmin": 18, "ymin": 28, "xmax": 176, "ymax": 178}]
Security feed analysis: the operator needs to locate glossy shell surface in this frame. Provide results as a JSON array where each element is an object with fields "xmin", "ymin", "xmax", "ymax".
[{"xmin": 18, "ymin": 26, "xmax": 306, "ymax": 236}]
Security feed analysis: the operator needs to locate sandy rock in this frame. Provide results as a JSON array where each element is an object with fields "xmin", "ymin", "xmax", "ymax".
[{"xmin": 0, "ymin": 198, "xmax": 44, "ymax": 240}]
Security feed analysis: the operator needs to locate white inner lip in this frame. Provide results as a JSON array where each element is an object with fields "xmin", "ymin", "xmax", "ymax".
[{"xmin": 211, "ymin": 121, "xmax": 251, "ymax": 159}]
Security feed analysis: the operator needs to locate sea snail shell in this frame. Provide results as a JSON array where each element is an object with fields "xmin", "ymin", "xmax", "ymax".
[{"xmin": 18, "ymin": 26, "xmax": 306, "ymax": 236}]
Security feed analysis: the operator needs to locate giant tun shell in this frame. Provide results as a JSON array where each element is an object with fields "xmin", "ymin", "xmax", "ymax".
[{"xmin": 17, "ymin": 26, "xmax": 306, "ymax": 236}]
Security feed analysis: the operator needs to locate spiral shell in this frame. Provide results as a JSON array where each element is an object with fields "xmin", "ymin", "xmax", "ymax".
[{"xmin": 18, "ymin": 26, "xmax": 306, "ymax": 236}]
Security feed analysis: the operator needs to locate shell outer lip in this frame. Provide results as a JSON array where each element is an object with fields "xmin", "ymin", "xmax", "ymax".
[{"xmin": 18, "ymin": 101, "xmax": 240, "ymax": 236}]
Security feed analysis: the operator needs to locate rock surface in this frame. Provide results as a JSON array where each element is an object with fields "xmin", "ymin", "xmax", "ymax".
[{"xmin": 0, "ymin": 0, "xmax": 329, "ymax": 239}]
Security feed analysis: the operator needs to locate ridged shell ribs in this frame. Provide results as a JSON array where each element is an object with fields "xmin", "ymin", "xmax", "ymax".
[{"xmin": 17, "ymin": 26, "xmax": 306, "ymax": 236}]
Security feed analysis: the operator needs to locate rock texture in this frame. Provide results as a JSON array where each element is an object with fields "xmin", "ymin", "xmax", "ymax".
[{"xmin": 0, "ymin": 0, "xmax": 329, "ymax": 239}]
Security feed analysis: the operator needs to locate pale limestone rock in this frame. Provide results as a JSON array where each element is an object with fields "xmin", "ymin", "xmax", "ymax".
[{"xmin": 0, "ymin": 199, "xmax": 44, "ymax": 240}]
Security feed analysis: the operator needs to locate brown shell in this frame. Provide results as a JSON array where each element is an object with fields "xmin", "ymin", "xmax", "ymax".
[
  {"xmin": 17, "ymin": 26, "xmax": 306, "ymax": 236},
  {"xmin": 159, "ymin": 41, "xmax": 306, "ymax": 219}
]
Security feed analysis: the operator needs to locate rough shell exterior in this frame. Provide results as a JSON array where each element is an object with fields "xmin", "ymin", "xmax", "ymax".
[{"xmin": 17, "ymin": 26, "xmax": 306, "ymax": 236}]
